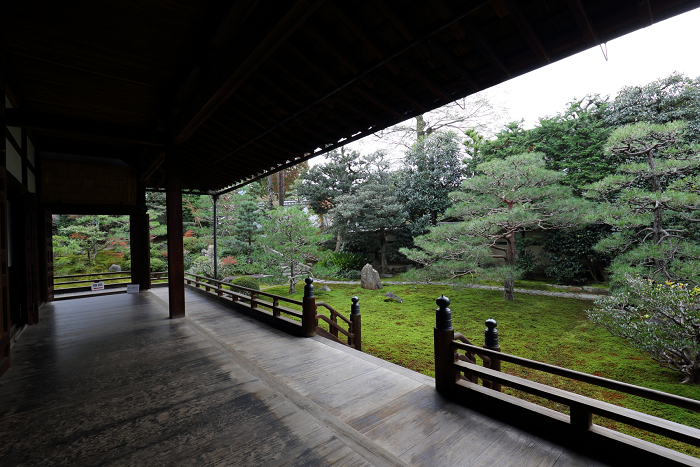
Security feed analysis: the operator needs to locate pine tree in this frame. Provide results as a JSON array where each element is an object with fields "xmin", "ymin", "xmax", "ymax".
[
  {"xmin": 403, "ymin": 152, "xmax": 589, "ymax": 300},
  {"xmin": 584, "ymin": 121, "xmax": 700, "ymax": 287}
]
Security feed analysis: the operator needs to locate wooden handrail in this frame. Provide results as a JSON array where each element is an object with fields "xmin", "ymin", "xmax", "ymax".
[
  {"xmin": 453, "ymin": 361, "xmax": 700, "ymax": 447},
  {"xmin": 316, "ymin": 314, "xmax": 353, "ymax": 338},
  {"xmin": 451, "ymin": 341, "xmax": 700, "ymax": 413},
  {"xmin": 54, "ymin": 270, "xmax": 132, "ymax": 279},
  {"xmin": 317, "ymin": 302, "xmax": 352, "ymax": 326},
  {"xmin": 434, "ymin": 295, "xmax": 700, "ymax": 456},
  {"xmin": 185, "ymin": 273, "xmax": 303, "ymax": 306}
]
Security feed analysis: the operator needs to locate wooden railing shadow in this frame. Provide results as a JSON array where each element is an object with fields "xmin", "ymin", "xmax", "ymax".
[
  {"xmin": 433, "ymin": 294, "xmax": 700, "ymax": 466},
  {"xmin": 184, "ymin": 274, "xmax": 360, "ymax": 350}
]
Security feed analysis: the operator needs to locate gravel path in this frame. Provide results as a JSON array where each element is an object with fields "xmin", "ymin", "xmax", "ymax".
[{"xmin": 312, "ymin": 279, "xmax": 605, "ymax": 301}]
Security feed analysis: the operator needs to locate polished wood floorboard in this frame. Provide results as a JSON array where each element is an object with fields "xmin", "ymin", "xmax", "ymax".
[{"xmin": 0, "ymin": 289, "xmax": 609, "ymax": 466}]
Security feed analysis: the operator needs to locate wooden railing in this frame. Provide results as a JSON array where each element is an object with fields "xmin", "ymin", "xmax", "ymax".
[
  {"xmin": 184, "ymin": 272, "xmax": 306, "ymax": 324},
  {"xmin": 315, "ymin": 297, "xmax": 361, "ymax": 350},
  {"xmin": 433, "ymin": 295, "xmax": 700, "ymax": 457},
  {"xmin": 184, "ymin": 274, "xmax": 361, "ymax": 350},
  {"xmin": 53, "ymin": 270, "xmax": 168, "ymax": 293}
]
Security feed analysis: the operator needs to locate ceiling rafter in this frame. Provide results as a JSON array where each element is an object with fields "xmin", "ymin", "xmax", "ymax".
[
  {"xmin": 565, "ymin": 0, "xmax": 600, "ymax": 46},
  {"xmin": 325, "ymin": 2, "xmax": 401, "ymax": 75},
  {"xmin": 637, "ymin": 0, "xmax": 654, "ymax": 26},
  {"xmin": 374, "ymin": 0, "xmax": 480, "ymax": 95},
  {"xmin": 400, "ymin": 59, "xmax": 451, "ymax": 103},
  {"xmin": 500, "ymin": 0, "xmax": 550, "ymax": 64},
  {"xmin": 463, "ymin": 19, "xmax": 512, "ymax": 78},
  {"xmin": 430, "ymin": 0, "xmax": 511, "ymax": 79},
  {"xmin": 284, "ymin": 41, "xmax": 405, "ymax": 119},
  {"xmin": 172, "ymin": 0, "xmax": 326, "ymax": 144}
]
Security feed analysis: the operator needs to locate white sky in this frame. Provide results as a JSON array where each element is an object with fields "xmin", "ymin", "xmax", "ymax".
[{"xmin": 310, "ymin": 6, "xmax": 700, "ymax": 165}]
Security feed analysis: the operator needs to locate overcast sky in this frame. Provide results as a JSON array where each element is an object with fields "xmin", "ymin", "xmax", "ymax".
[{"xmin": 314, "ymin": 6, "xmax": 700, "ymax": 165}]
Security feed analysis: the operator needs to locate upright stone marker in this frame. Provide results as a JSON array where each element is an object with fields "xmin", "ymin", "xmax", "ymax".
[{"xmin": 360, "ymin": 263, "xmax": 383, "ymax": 290}]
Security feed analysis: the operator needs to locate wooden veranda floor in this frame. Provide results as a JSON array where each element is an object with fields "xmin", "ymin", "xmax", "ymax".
[{"xmin": 0, "ymin": 288, "xmax": 609, "ymax": 466}]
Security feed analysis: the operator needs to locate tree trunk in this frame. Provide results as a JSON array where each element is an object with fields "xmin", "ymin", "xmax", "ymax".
[
  {"xmin": 267, "ymin": 175, "xmax": 274, "ymax": 210},
  {"xmin": 416, "ymin": 114, "xmax": 427, "ymax": 139},
  {"xmin": 335, "ymin": 233, "xmax": 342, "ymax": 253},
  {"xmin": 503, "ymin": 277, "xmax": 515, "ymax": 301},
  {"xmin": 504, "ymin": 230, "xmax": 516, "ymax": 301},
  {"xmin": 380, "ymin": 231, "xmax": 388, "ymax": 274},
  {"xmin": 289, "ymin": 262, "xmax": 295, "ymax": 294},
  {"xmin": 277, "ymin": 170, "xmax": 285, "ymax": 207},
  {"xmin": 431, "ymin": 210, "xmax": 437, "ymax": 226}
]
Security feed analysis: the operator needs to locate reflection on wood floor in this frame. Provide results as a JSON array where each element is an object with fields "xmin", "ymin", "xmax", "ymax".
[{"xmin": 0, "ymin": 288, "xmax": 608, "ymax": 466}]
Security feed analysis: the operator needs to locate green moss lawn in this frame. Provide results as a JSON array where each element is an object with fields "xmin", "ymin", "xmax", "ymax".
[{"xmin": 266, "ymin": 282, "xmax": 700, "ymax": 457}]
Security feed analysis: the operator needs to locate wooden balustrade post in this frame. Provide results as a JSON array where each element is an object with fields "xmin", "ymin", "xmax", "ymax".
[
  {"xmin": 434, "ymin": 295, "xmax": 458, "ymax": 394},
  {"xmin": 570, "ymin": 402, "xmax": 593, "ymax": 429},
  {"xmin": 217, "ymin": 283, "xmax": 223, "ymax": 297},
  {"xmin": 483, "ymin": 318, "xmax": 502, "ymax": 392},
  {"xmin": 302, "ymin": 277, "xmax": 317, "ymax": 337},
  {"xmin": 350, "ymin": 296, "xmax": 361, "ymax": 351}
]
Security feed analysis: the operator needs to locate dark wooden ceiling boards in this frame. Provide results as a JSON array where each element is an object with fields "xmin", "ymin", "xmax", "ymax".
[{"xmin": 2, "ymin": 0, "xmax": 699, "ymax": 194}]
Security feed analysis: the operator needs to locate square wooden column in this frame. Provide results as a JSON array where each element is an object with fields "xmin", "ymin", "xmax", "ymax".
[
  {"xmin": 130, "ymin": 182, "xmax": 151, "ymax": 290},
  {"xmin": 166, "ymin": 152, "xmax": 185, "ymax": 318},
  {"xmin": 0, "ymin": 79, "xmax": 10, "ymax": 377}
]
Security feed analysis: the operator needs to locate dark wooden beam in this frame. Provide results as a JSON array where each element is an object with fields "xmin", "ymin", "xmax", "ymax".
[
  {"xmin": 326, "ymin": 2, "xmax": 400, "ymax": 74},
  {"xmin": 166, "ymin": 150, "xmax": 185, "ymax": 319},
  {"xmin": 373, "ymin": 0, "xmax": 480, "ymax": 95},
  {"xmin": 566, "ymin": 0, "xmax": 600, "ymax": 46},
  {"xmin": 463, "ymin": 20, "xmax": 512, "ymax": 78},
  {"xmin": 501, "ymin": 0, "xmax": 550, "ymax": 64},
  {"xmin": 172, "ymin": 0, "xmax": 326, "ymax": 145},
  {"xmin": 400, "ymin": 59, "xmax": 451, "ymax": 103},
  {"xmin": 638, "ymin": 0, "xmax": 654, "ymax": 26},
  {"xmin": 5, "ymin": 109, "xmax": 166, "ymax": 146},
  {"xmin": 428, "ymin": 39, "xmax": 480, "ymax": 93}
]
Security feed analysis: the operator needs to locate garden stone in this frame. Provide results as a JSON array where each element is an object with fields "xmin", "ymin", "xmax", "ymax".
[
  {"xmin": 108, "ymin": 264, "xmax": 121, "ymax": 272},
  {"xmin": 221, "ymin": 276, "xmax": 236, "ymax": 283},
  {"xmin": 360, "ymin": 264, "xmax": 382, "ymax": 290},
  {"xmin": 384, "ymin": 292, "xmax": 403, "ymax": 303},
  {"xmin": 317, "ymin": 285, "xmax": 332, "ymax": 292}
]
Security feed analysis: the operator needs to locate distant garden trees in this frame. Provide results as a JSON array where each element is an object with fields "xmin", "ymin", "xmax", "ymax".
[{"xmin": 399, "ymin": 132, "xmax": 463, "ymax": 231}]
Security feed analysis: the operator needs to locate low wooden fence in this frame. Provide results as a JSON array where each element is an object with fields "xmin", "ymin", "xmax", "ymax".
[
  {"xmin": 433, "ymin": 295, "xmax": 700, "ymax": 462},
  {"xmin": 53, "ymin": 270, "xmax": 168, "ymax": 293},
  {"xmin": 184, "ymin": 274, "xmax": 361, "ymax": 350}
]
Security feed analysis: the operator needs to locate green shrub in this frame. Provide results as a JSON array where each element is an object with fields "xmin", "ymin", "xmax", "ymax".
[
  {"xmin": 150, "ymin": 258, "xmax": 167, "ymax": 272},
  {"xmin": 230, "ymin": 276, "xmax": 260, "ymax": 295},
  {"xmin": 329, "ymin": 252, "xmax": 367, "ymax": 272}
]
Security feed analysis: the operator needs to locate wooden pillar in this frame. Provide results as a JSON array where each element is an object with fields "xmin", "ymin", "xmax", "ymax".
[
  {"xmin": 434, "ymin": 295, "xmax": 458, "ymax": 394},
  {"xmin": 483, "ymin": 318, "xmax": 502, "ymax": 392},
  {"xmin": 23, "ymin": 194, "xmax": 39, "ymax": 325},
  {"xmin": 166, "ymin": 151, "xmax": 185, "ymax": 318},
  {"xmin": 350, "ymin": 296, "xmax": 361, "ymax": 351},
  {"xmin": 40, "ymin": 209, "xmax": 53, "ymax": 303},
  {"xmin": 130, "ymin": 182, "xmax": 151, "ymax": 290},
  {"xmin": 0, "ymin": 79, "xmax": 10, "ymax": 377},
  {"xmin": 302, "ymin": 277, "xmax": 316, "ymax": 337}
]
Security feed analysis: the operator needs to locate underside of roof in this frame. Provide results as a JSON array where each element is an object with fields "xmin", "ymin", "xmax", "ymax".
[{"xmin": 2, "ymin": 0, "xmax": 699, "ymax": 194}]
